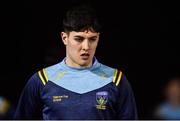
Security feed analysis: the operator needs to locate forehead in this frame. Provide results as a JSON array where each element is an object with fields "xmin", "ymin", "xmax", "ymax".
[{"xmin": 69, "ymin": 31, "xmax": 99, "ymax": 37}]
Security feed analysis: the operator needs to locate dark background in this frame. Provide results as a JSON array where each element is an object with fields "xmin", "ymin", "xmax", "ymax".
[{"xmin": 1, "ymin": 0, "xmax": 179, "ymax": 119}]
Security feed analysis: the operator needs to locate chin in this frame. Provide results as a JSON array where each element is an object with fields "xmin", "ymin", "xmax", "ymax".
[
  {"xmin": 79, "ymin": 61, "xmax": 90, "ymax": 67},
  {"xmin": 80, "ymin": 63, "xmax": 89, "ymax": 67}
]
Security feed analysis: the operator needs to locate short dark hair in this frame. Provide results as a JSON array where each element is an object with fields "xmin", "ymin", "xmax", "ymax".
[{"xmin": 62, "ymin": 4, "xmax": 101, "ymax": 33}]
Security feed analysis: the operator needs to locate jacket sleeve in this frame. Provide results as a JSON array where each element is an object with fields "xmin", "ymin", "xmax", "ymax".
[
  {"xmin": 14, "ymin": 73, "xmax": 44, "ymax": 119},
  {"xmin": 116, "ymin": 73, "xmax": 138, "ymax": 119}
]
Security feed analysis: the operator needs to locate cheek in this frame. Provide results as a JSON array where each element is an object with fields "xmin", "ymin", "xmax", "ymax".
[
  {"xmin": 69, "ymin": 43, "xmax": 80, "ymax": 53},
  {"xmin": 92, "ymin": 43, "xmax": 98, "ymax": 51}
]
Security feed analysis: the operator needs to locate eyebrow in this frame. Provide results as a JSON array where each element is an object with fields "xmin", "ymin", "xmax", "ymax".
[{"xmin": 74, "ymin": 35, "xmax": 98, "ymax": 39}]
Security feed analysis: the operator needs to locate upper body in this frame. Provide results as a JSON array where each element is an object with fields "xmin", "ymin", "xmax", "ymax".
[
  {"xmin": 154, "ymin": 77, "xmax": 180, "ymax": 119},
  {"xmin": 14, "ymin": 3, "xmax": 138, "ymax": 119},
  {"xmin": 155, "ymin": 102, "xmax": 180, "ymax": 119},
  {"xmin": 14, "ymin": 58, "xmax": 138, "ymax": 120}
]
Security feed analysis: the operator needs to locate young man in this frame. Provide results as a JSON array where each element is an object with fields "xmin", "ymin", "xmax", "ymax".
[
  {"xmin": 14, "ymin": 4, "xmax": 138, "ymax": 119},
  {"xmin": 154, "ymin": 77, "xmax": 180, "ymax": 119}
]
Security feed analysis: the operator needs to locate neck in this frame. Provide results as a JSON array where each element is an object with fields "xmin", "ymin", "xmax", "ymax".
[{"xmin": 65, "ymin": 58, "xmax": 92, "ymax": 68}]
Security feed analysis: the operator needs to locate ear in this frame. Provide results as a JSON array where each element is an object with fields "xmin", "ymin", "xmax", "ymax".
[{"xmin": 61, "ymin": 32, "xmax": 68, "ymax": 45}]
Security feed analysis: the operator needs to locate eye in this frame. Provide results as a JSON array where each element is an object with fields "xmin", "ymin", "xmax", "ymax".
[
  {"xmin": 74, "ymin": 38, "xmax": 83, "ymax": 42},
  {"xmin": 89, "ymin": 38, "xmax": 97, "ymax": 42}
]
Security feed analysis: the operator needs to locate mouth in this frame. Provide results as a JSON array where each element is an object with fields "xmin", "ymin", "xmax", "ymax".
[{"xmin": 80, "ymin": 53, "xmax": 90, "ymax": 60}]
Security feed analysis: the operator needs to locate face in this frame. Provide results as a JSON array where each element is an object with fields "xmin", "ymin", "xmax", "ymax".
[
  {"xmin": 165, "ymin": 79, "xmax": 180, "ymax": 103},
  {"xmin": 61, "ymin": 30, "xmax": 100, "ymax": 68}
]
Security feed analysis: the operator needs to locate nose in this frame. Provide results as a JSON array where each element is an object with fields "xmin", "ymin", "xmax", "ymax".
[{"xmin": 82, "ymin": 40, "xmax": 90, "ymax": 51}]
